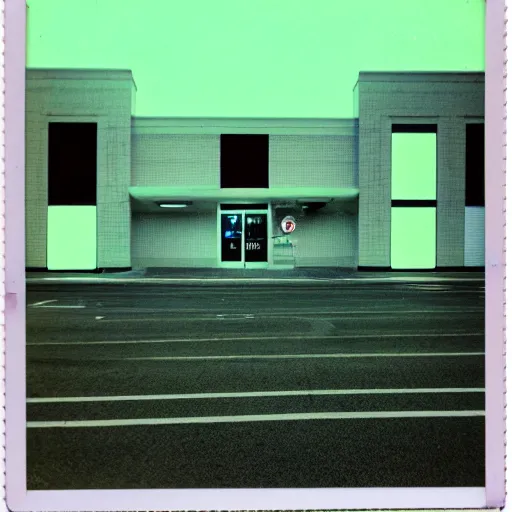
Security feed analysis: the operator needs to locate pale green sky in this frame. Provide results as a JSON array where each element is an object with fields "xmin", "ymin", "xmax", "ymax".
[{"xmin": 26, "ymin": 0, "xmax": 485, "ymax": 118}]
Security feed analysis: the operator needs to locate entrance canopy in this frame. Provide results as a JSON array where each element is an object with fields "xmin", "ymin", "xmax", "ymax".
[{"xmin": 129, "ymin": 186, "xmax": 359, "ymax": 213}]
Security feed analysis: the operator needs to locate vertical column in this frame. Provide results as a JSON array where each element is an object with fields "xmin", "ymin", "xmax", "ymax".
[
  {"xmin": 390, "ymin": 124, "xmax": 437, "ymax": 270},
  {"xmin": 25, "ymin": 119, "xmax": 48, "ymax": 268},
  {"xmin": 357, "ymin": 115, "xmax": 391, "ymax": 267},
  {"xmin": 436, "ymin": 118, "xmax": 466, "ymax": 267},
  {"xmin": 96, "ymin": 123, "xmax": 132, "ymax": 269},
  {"xmin": 47, "ymin": 122, "xmax": 98, "ymax": 270}
]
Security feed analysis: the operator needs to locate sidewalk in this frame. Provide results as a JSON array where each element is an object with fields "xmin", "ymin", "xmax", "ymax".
[{"xmin": 25, "ymin": 267, "xmax": 485, "ymax": 285}]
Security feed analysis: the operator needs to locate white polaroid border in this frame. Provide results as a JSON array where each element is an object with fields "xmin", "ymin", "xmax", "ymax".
[{"xmin": 3, "ymin": 0, "xmax": 506, "ymax": 510}]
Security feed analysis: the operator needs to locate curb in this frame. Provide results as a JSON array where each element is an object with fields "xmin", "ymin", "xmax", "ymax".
[{"xmin": 26, "ymin": 276, "xmax": 485, "ymax": 285}]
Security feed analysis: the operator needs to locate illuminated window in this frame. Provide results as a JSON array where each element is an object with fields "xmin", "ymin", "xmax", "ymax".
[
  {"xmin": 391, "ymin": 124, "xmax": 437, "ymax": 269},
  {"xmin": 391, "ymin": 207, "xmax": 436, "ymax": 269}
]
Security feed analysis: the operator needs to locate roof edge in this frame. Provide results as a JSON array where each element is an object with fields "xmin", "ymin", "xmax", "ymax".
[
  {"xmin": 356, "ymin": 71, "xmax": 485, "ymax": 85},
  {"xmin": 26, "ymin": 68, "xmax": 138, "ymax": 91}
]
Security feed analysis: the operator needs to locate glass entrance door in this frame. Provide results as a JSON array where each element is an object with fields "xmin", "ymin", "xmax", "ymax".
[
  {"xmin": 220, "ymin": 213, "xmax": 243, "ymax": 264},
  {"xmin": 244, "ymin": 213, "xmax": 267, "ymax": 264},
  {"xmin": 219, "ymin": 209, "xmax": 268, "ymax": 268}
]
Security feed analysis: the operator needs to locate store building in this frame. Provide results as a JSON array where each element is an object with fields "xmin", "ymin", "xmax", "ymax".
[{"xmin": 24, "ymin": 69, "xmax": 485, "ymax": 272}]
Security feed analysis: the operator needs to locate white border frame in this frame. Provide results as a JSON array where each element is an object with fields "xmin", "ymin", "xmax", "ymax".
[{"xmin": 4, "ymin": 0, "xmax": 504, "ymax": 510}]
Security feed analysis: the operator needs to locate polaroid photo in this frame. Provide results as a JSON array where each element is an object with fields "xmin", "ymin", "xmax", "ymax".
[{"xmin": 3, "ymin": 0, "xmax": 507, "ymax": 510}]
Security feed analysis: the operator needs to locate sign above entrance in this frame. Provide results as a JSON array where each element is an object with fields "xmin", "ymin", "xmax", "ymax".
[{"xmin": 280, "ymin": 216, "xmax": 296, "ymax": 234}]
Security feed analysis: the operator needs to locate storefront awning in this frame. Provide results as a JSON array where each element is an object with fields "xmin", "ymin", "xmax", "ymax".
[{"xmin": 129, "ymin": 186, "xmax": 359, "ymax": 204}]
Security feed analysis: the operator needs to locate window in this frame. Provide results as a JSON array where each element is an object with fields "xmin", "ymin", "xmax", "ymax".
[
  {"xmin": 48, "ymin": 122, "xmax": 97, "ymax": 206},
  {"xmin": 391, "ymin": 207, "xmax": 436, "ymax": 269},
  {"xmin": 390, "ymin": 124, "xmax": 437, "ymax": 269},
  {"xmin": 465, "ymin": 123, "xmax": 485, "ymax": 207},
  {"xmin": 220, "ymin": 134, "xmax": 269, "ymax": 188},
  {"xmin": 47, "ymin": 122, "xmax": 98, "ymax": 270},
  {"xmin": 391, "ymin": 126, "xmax": 437, "ymax": 201}
]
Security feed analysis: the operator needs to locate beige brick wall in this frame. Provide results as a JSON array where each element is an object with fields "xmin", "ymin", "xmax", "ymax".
[
  {"xmin": 130, "ymin": 132, "xmax": 359, "ymax": 190},
  {"xmin": 131, "ymin": 134, "xmax": 220, "ymax": 187},
  {"xmin": 292, "ymin": 211, "xmax": 358, "ymax": 267},
  {"xmin": 131, "ymin": 209, "xmax": 356, "ymax": 269},
  {"xmin": 269, "ymin": 135, "xmax": 358, "ymax": 188},
  {"xmin": 25, "ymin": 70, "xmax": 135, "ymax": 268},
  {"xmin": 271, "ymin": 206, "xmax": 357, "ymax": 268},
  {"xmin": 130, "ymin": 128, "xmax": 359, "ymax": 268},
  {"xmin": 131, "ymin": 211, "xmax": 217, "ymax": 268},
  {"xmin": 436, "ymin": 118, "xmax": 467, "ymax": 266},
  {"xmin": 26, "ymin": 72, "xmax": 484, "ymax": 271},
  {"xmin": 464, "ymin": 207, "xmax": 485, "ymax": 266},
  {"xmin": 357, "ymin": 74, "xmax": 484, "ymax": 267}
]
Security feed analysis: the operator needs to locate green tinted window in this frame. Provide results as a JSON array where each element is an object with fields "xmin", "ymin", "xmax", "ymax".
[
  {"xmin": 392, "ymin": 133, "xmax": 437, "ymax": 200},
  {"xmin": 391, "ymin": 207, "xmax": 436, "ymax": 269},
  {"xmin": 47, "ymin": 206, "xmax": 97, "ymax": 270}
]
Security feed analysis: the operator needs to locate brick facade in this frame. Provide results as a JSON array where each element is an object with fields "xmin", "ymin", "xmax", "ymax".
[
  {"xmin": 25, "ymin": 70, "xmax": 485, "ymax": 270},
  {"xmin": 25, "ymin": 69, "xmax": 135, "ymax": 268},
  {"xmin": 357, "ymin": 73, "xmax": 484, "ymax": 267}
]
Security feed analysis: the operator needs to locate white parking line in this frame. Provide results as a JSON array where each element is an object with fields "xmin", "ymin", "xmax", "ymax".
[
  {"xmin": 122, "ymin": 351, "xmax": 484, "ymax": 362},
  {"xmin": 35, "ymin": 305, "xmax": 86, "ymax": 309},
  {"xmin": 26, "ymin": 387, "xmax": 485, "ymax": 404},
  {"xmin": 30, "ymin": 300, "xmax": 57, "ymax": 307},
  {"xmin": 26, "ymin": 332, "xmax": 484, "ymax": 346},
  {"xmin": 95, "ymin": 309, "xmax": 484, "ymax": 322},
  {"xmin": 26, "ymin": 410, "xmax": 486, "ymax": 429},
  {"xmin": 402, "ymin": 290, "xmax": 482, "ymax": 294}
]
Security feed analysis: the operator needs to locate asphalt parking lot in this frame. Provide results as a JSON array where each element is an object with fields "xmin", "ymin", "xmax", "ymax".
[{"xmin": 26, "ymin": 278, "xmax": 485, "ymax": 489}]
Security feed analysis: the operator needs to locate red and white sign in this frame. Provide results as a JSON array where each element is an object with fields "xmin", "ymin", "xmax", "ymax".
[{"xmin": 280, "ymin": 216, "xmax": 296, "ymax": 234}]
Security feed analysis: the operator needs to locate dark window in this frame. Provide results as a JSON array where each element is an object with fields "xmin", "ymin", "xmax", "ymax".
[
  {"xmin": 220, "ymin": 203, "xmax": 268, "ymax": 210},
  {"xmin": 391, "ymin": 200, "xmax": 437, "ymax": 208},
  {"xmin": 244, "ymin": 213, "xmax": 268, "ymax": 263},
  {"xmin": 220, "ymin": 134, "xmax": 269, "ymax": 188},
  {"xmin": 48, "ymin": 122, "xmax": 97, "ymax": 206},
  {"xmin": 392, "ymin": 124, "xmax": 438, "ymax": 133},
  {"xmin": 220, "ymin": 213, "xmax": 243, "ymax": 262},
  {"xmin": 466, "ymin": 123, "xmax": 485, "ymax": 207}
]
